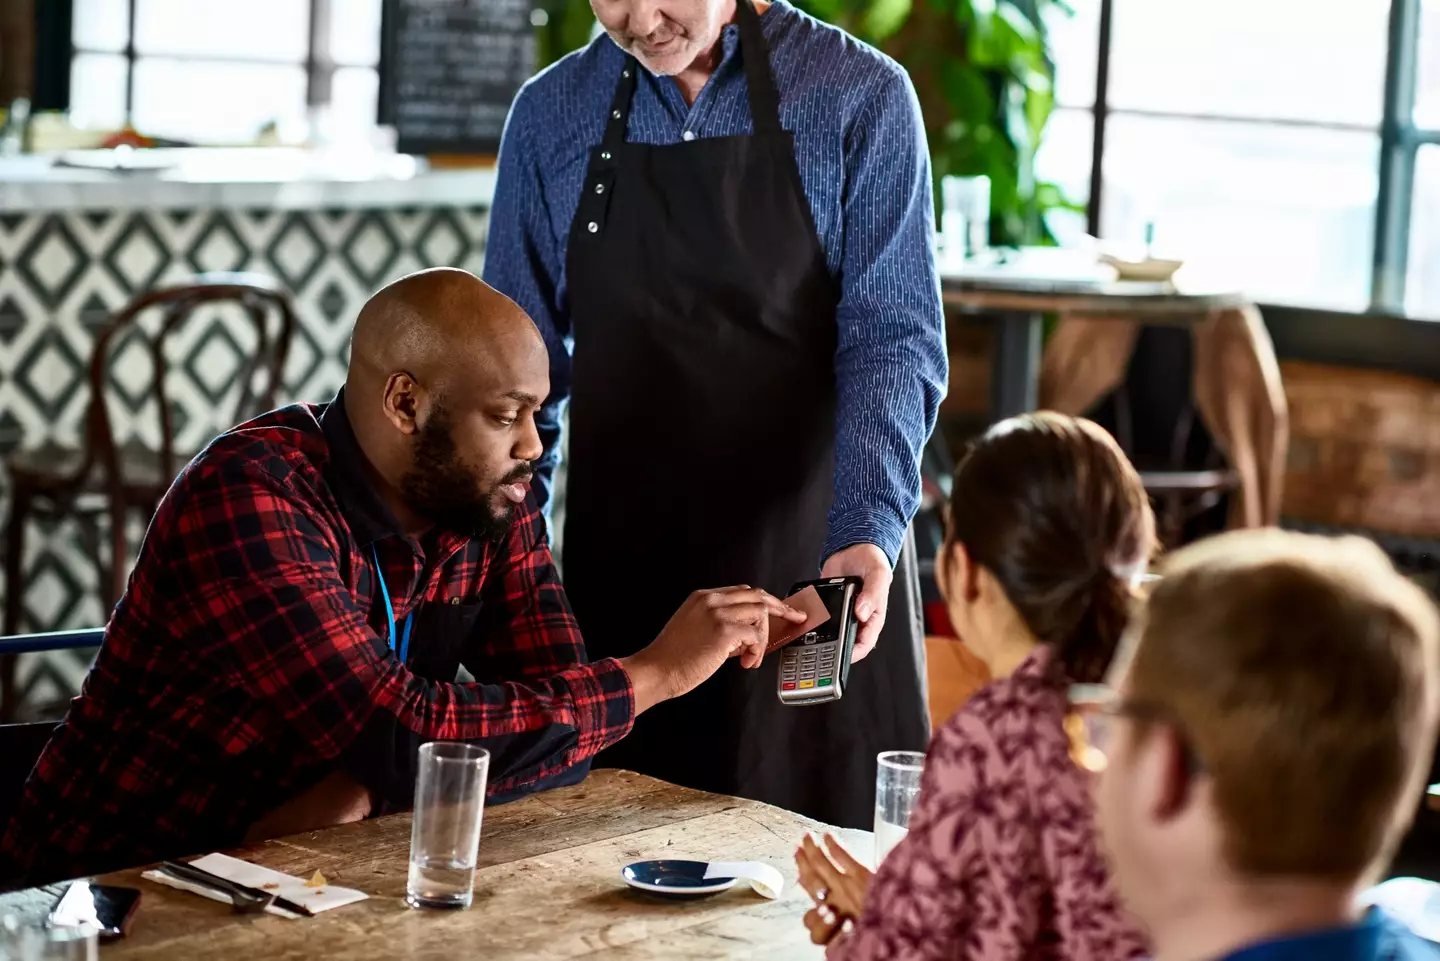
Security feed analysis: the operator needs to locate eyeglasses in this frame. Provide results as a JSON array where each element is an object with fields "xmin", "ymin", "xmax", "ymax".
[{"xmin": 1065, "ymin": 683, "xmax": 1200, "ymax": 775}]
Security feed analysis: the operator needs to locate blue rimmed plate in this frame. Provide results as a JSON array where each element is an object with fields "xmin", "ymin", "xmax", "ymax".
[{"xmin": 621, "ymin": 860, "xmax": 737, "ymax": 900}]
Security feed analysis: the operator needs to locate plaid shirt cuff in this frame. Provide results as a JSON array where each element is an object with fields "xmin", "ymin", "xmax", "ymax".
[{"xmin": 566, "ymin": 657, "xmax": 636, "ymax": 757}]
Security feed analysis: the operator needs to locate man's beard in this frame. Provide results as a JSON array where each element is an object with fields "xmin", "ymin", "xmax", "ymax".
[{"xmin": 399, "ymin": 409, "xmax": 531, "ymax": 543}]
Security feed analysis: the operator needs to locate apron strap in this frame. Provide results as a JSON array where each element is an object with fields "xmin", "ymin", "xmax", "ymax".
[
  {"xmin": 600, "ymin": 59, "xmax": 640, "ymax": 158},
  {"xmin": 734, "ymin": 0, "xmax": 784, "ymax": 136}
]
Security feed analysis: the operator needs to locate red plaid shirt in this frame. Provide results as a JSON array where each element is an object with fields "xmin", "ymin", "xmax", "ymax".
[{"xmin": 2, "ymin": 395, "xmax": 635, "ymax": 884}]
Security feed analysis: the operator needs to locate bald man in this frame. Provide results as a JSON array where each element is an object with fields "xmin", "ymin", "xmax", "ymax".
[{"xmin": 2, "ymin": 268, "xmax": 803, "ymax": 886}]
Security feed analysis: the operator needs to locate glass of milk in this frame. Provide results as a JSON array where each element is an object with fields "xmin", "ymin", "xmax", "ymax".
[{"xmin": 874, "ymin": 750, "xmax": 926, "ymax": 866}]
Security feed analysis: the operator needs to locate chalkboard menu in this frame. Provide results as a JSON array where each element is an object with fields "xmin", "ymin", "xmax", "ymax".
[{"xmin": 378, "ymin": 0, "xmax": 536, "ymax": 156}]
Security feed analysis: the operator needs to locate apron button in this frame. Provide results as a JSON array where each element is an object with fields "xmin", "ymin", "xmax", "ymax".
[
  {"xmin": 588, "ymin": 221, "xmax": 599, "ymax": 233},
  {"xmin": 612, "ymin": 109, "xmax": 622, "ymax": 119},
  {"xmin": 623, "ymin": 69, "xmax": 631, "ymax": 78},
  {"xmin": 450, "ymin": 597, "xmax": 460, "ymax": 605},
  {"xmin": 594, "ymin": 183, "xmax": 605, "ymax": 194},
  {"xmin": 682, "ymin": 130, "xmax": 696, "ymax": 141},
  {"xmin": 601, "ymin": 150, "xmax": 612, "ymax": 161}
]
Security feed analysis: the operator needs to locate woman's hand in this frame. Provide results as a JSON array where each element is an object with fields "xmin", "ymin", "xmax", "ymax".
[{"xmin": 795, "ymin": 833, "xmax": 874, "ymax": 944}]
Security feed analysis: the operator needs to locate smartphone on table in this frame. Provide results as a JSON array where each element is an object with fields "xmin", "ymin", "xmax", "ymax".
[{"xmin": 48, "ymin": 881, "xmax": 141, "ymax": 940}]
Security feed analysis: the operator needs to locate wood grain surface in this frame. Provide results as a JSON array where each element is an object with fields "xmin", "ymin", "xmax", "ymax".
[{"xmin": 0, "ymin": 770, "xmax": 872, "ymax": 960}]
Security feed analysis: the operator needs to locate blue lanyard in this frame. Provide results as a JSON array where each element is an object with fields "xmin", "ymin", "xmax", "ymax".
[{"xmin": 370, "ymin": 545, "xmax": 414, "ymax": 664}]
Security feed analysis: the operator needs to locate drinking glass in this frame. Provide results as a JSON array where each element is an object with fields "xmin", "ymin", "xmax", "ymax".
[
  {"xmin": 874, "ymin": 750, "xmax": 925, "ymax": 865},
  {"xmin": 406, "ymin": 742, "xmax": 490, "ymax": 909},
  {"xmin": 940, "ymin": 175, "xmax": 991, "ymax": 259},
  {"xmin": 0, "ymin": 915, "xmax": 97, "ymax": 961}
]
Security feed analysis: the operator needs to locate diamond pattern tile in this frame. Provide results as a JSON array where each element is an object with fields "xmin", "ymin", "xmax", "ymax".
[
  {"xmin": 341, "ymin": 212, "xmax": 401, "ymax": 290},
  {"xmin": 186, "ymin": 212, "xmax": 251, "ymax": 274},
  {"xmin": 0, "ymin": 294, "xmax": 26, "ymax": 346},
  {"xmin": 417, "ymin": 210, "xmax": 472, "ymax": 267},
  {"xmin": 0, "ymin": 201, "xmax": 496, "ymax": 699},
  {"xmin": 107, "ymin": 327, "xmax": 155, "ymax": 413},
  {"xmin": 103, "ymin": 214, "xmax": 169, "ymax": 294},
  {"xmin": 17, "ymin": 217, "xmax": 86, "ymax": 310},
  {"xmin": 266, "ymin": 213, "xmax": 326, "ymax": 293},
  {"xmin": 182, "ymin": 321, "xmax": 248, "ymax": 407},
  {"xmin": 15, "ymin": 328, "xmax": 86, "ymax": 422},
  {"xmin": 79, "ymin": 291, "xmax": 113, "ymax": 338}
]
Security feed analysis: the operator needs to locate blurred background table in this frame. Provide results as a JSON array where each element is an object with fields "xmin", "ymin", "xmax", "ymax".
[{"xmin": 939, "ymin": 247, "xmax": 1247, "ymax": 420}]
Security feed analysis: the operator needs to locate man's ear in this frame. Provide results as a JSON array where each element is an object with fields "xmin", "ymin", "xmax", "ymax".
[
  {"xmin": 382, "ymin": 372, "xmax": 425, "ymax": 435},
  {"xmin": 1147, "ymin": 723, "xmax": 1195, "ymax": 823}
]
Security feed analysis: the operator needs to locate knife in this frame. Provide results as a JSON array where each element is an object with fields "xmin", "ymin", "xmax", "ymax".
[{"xmin": 159, "ymin": 859, "xmax": 317, "ymax": 918}]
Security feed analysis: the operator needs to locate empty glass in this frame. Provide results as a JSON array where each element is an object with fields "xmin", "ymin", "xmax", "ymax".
[
  {"xmin": 874, "ymin": 750, "xmax": 926, "ymax": 866},
  {"xmin": 0, "ymin": 915, "xmax": 97, "ymax": 961},
  {"xmin": 940, "ymin": 175, "xmax": 992, "ymax": 259},
  {"xmin": 406, "ymin": 742, "xmax": 490, "ymax": 910}
]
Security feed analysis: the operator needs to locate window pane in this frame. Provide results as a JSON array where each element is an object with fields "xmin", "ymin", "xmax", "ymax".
[
  {"xmin": 330, "ymin": 0, "xmax": 384, "ymax": 66},
  {"xmin": 69, "ymin": 53, "xmax": 128, "ymax": 131},
  {"xmin": 1417, "ymin": 0, "xmax": 1440, "ymax": 128},
  {"xmin": 132, "ymin": 59, "xmax": 307, "ymax": 143},
  {"xmin": 134, "ymin": 0, "xmax": 309, "ymax": 61},
  {"xmin": 1406, "ymin": 145, "xmax": 1440, "ymax": 321},
  {"xmin": 1035, "ymin": 107, "xmax": 1094, "ymax": 245},
  {"xmin": 73, "ymin": 0, "xmax": 130, "ymax": 52},
  {"xmin": 1099, "ymin": 116, "xmax": 1378, "ymax": 311},
  {"xmin": 329, "ymin": 66, "xmax": 380, "ymax": 137},
  {"xmin": 1046, "ymin": 0, "xmax": 1100, "ymax": 109},
  {"xmin": 1109, "ymin": 0, "xmax": 1389, "ymax": 127}
]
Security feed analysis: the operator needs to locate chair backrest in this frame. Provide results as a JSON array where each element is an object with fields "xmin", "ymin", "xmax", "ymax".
[
  {"xmin": 1103, "ymin": 326, "xmax": 1219, "ymax": 474},
  {"xmin": 0, "ymin": 721, "xmax": 59, "ymax": 847},
  {"xmin": 84, "ymin": 272, "xmax": 297, "ymax": 487}
]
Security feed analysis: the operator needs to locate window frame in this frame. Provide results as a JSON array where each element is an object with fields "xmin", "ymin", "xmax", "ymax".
[
  {"xmin": 1082, "ymin": 0, "xmax": 1436, "ymax": 318},
  {"xmin": 72, "ymin": 0, "xmax": 354, "ymax": 121}
]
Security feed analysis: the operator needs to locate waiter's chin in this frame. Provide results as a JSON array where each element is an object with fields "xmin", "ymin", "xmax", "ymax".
[{"xmin": 624, "ymin": 37, "xmax": 692, "ymax": 76}]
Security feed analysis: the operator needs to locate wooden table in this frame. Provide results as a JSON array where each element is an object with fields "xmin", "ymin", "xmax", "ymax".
[
  {"xmin": 939, "ymin": 250, "xmax": 1247, "ymax": 420},
  {"xmin": 0, "ymin": 771, "xmax": 868, "ymax": 960}
]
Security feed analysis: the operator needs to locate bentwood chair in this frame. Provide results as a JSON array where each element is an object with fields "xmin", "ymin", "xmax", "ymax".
[{"xmin": 0, "ymin": 276, "xmax": 295, "ymax": 717}]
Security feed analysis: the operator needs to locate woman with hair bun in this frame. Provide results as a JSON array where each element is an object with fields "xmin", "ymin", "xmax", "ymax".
[{"xmin": 796, "ymin": 412, "xmax": 1155, "ymax": 960}]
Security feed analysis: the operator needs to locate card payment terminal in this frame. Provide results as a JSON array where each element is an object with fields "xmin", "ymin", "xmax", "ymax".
[{"xmin": 777, "ymin": 576, "xmax": 862, "ymax": 705}]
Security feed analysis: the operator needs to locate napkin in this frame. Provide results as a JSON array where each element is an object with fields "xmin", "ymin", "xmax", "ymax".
[
  {"xmin": 704, "ymin": 860, "xmax": 785, "ymax": 899},
  {"xmin": 141, "ymin": 853, "xmax": 368, "ymax": 919},
  {"xmin": 766, "ymin": 586, "xmax": 831, "ymax": 653}
]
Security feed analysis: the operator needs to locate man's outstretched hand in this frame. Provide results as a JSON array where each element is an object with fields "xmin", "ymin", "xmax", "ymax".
[{"xmin": 621, "ymin": 587, "xmax": 806, "ymax": 714}]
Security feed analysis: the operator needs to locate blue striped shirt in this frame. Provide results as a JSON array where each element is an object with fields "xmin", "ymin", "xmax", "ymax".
[{"xmin": 483, "ymin": 0, "xmax": 947, "ymax": 564}]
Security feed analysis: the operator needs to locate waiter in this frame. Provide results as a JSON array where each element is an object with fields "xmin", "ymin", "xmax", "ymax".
[{"xmin": 485, "ymin": 0, "xmax": 946, "ymax": 828}]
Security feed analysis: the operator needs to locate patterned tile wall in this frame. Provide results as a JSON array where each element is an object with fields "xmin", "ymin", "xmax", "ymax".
[{"xmin": 0, "ymin": 204, "xmax": 491, "ymax": 713}]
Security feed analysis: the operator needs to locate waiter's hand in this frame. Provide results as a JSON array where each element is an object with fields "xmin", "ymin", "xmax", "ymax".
[
  {"xmin": 821, "ymin": 544, "xmax": 891, "ymax": 663},
  {"xmin": 621, "ymin": 587, "xmax": 806, "ymax": 714}
]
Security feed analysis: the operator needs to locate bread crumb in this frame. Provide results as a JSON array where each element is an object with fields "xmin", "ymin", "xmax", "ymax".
[{"xmin": 305, "ymin": 871, "xmax": 327, "ymax": 888}]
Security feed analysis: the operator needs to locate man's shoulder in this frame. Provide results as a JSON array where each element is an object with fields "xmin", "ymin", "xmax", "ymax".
[
  {"xmin": 179, "ymin": 403, "xmax": 332, "ymax": 499},
  {"xmin": 769, "ymin": 2, "xmax": 911, "ymax": 99},
  {"xmin": 511, "ymin": 35, "xmax": 621, "ymax": 126}
]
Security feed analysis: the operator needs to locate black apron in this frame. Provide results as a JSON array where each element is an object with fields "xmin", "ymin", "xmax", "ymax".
[{"xmin": 561, "ymin": 0, "xmax": 929, "ymax": 829}]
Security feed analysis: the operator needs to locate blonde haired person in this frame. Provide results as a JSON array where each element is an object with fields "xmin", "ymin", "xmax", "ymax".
[{"xmin": 1087, "ymin": 530, "xmax": 1440, "ymax": 961}]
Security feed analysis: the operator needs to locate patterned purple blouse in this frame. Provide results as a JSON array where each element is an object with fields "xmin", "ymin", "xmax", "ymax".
[{"xmin": 830, "ymin": 646, "xmax": 1150, "ymax": 961}]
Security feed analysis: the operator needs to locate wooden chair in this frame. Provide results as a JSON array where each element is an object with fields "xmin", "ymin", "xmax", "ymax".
[{"xmin": 1, "ymin": 275, "xmax": 295, "ymax": 672}]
